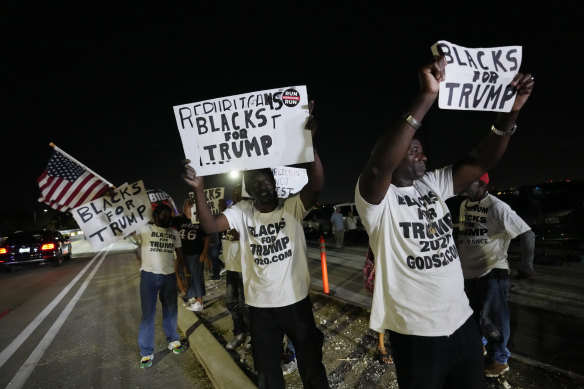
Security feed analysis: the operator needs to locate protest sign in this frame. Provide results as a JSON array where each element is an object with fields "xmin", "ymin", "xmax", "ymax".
[
  {"xmin": 189, "ymin": 186, "xmax": 225, "ymax": 223},
  {"xmin": 72, "ymin": 180, "xmax": 152, "ymax": 252},
  {"xmin": 146, "ymin": 188, "xmax": 178, "ymax": 215},
  {"xmin": 431, "ymin": 41, "xmax": 522, "ymax": 112},
  {"xmin": 241, "ymin": 166, "xmax": 307, "ymax": 199},
  {"xmin": 174, "ymin": 86, "xmax": 314, "ymax": 176}
]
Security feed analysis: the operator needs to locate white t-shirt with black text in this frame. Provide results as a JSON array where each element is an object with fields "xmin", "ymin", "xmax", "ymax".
[
  {"xmin": 222, "ymin": 195, "xmax": 310, "ymax": 308},
  {"xmin": 139, "ymin": 223, "xmax": 182, "ymax": 275},
  {"xmin": 355, "ymin": 165, "xmax": 473, "ymax": 336},
  {"xmin": 458, "ymin": 193, "xmax": 531, "ymax": 279}
]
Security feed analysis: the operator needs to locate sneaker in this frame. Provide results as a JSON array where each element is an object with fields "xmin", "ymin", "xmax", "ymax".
[
  {"xmin": 168, "ymin": 340, "xmax": 185, "ymax": 354},
  {"xmin": 183, "ymin": 297, "xmax": 196, "ymax": 307},
  {"xmin": 186, "ymin": 301, "xmax": 203, "ymax": 312},
  {"xmin": 140, "ymin": 355, "xmax": 153, "ymax": 368},
  {"xmin": 220, "ymin": 268, "xmax": 227, "ymax": 276},
  {"xmin": 485, "ymin": 360, "xmax": 509, "ymax": 377},
  {"xmin": 226, "ymin": 333, "xmax": 245, "ymax": 350},
  {"xmin": 282, "ymin": 359, "xmax": 297, "ymax": 375}
]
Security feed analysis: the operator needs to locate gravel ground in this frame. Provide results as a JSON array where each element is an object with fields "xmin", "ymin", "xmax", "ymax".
[{"xmin": 223, "ymin": 292, "xmax": 584, "ymax": 389}]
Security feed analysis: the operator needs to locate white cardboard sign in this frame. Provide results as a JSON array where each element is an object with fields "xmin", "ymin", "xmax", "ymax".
[
  {"xmin": 431, "ymin": 40, "xmax": 522, "ymax": 112},
  {"xmin": 241, "ymin": 166, "xmax": 307, "ymax": 199},
  {"xmin": 72, "ymin": 180, "xmax": 152, "ymax": 252},
  {"xmin": 174, "ymin": 86, "xmax": 314, "ymax": 176}
]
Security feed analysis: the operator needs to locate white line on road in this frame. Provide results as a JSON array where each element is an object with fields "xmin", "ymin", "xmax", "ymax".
[
  {"xmin": 0, "ymin": 252, "xmax": 101, "ymax": 370},
  {"xmin": 6, "ymin": 248, "xmax": 110, "ymax": 389}
]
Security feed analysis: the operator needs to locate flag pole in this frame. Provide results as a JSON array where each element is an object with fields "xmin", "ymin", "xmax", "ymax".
[{"xmin": 49, "ymin": 142, "xmax": 115, "ymax": 188}]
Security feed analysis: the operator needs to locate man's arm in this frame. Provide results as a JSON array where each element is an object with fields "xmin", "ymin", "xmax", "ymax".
[
  {"xmin": 451, "ymin": 73, "xmax": 535, "ymax": 194},
  {"xmin": 182, "ymin": 160, "xmax": 231, "ymax": 234},
  {"xmin": 299, "ymin": 100, "xmax": 324, "ymax": 210},
  {"xmin": 518, "ymin": 229, "xmax": 536, "ymax": 275},
  {"xmin": 358, "ymin": 56, "xmax": 445, "ymax": 205}
]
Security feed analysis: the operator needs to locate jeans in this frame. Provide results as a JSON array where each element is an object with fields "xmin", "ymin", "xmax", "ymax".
[
  {"xmin": 464, "ymin": 271, "xmax": 511, "ymax": 364},
  {"xmin": 138, "ymin": 270, "xmax": 180, "ymax": 357},
  {"xmin": 225, "ymin": 270, "xmax": 250, "ymax": 336},
  {"xmin": 187, "ymin": 254, "xmax": 205, "ymax": 299},
  {"xmin": 250, "ymin": 296, "xmax": 329, "ymax": 389}
]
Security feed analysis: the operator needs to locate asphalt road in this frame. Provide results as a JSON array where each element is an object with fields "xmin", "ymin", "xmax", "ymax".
[{"xmin": 0, "ymin": 238, "xmax": 213, "ymax": 389}]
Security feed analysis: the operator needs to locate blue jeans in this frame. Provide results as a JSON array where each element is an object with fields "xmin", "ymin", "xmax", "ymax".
[
  {"xmin": 138, "ymin": 271, "xmax": 180, "ymax": 357},
  {"xmin": 464, "ymin": 271, "xmax": 511, "ymax": 364},
  {"xmin": 187, "ymin": 254, "xmax": 205, "ymax": 299}
]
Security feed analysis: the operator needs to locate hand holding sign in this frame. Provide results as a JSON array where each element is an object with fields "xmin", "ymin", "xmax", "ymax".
[{"xmin": 431, "ymin": 40, "xmax": 523, "ymax": 112}]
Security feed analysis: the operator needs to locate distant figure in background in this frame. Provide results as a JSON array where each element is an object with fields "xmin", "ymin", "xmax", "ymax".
[
  {"xmin": 330, "ymin": 207, "xmax": 345, "ymax": 249},
  {"xmin": 172, "ymin": 198, "xmax": 209, "ymax": 312},
  {"xmin": 136, "ymin": 204, "xmax": 187, "ymax": 368},
  {"xmin": 281, "ymin": 335, "xmax": 298, "ymax": 375},
  {"xmin": 458, "ymin": 172, "xmax": 535, "ymax": 378},
  {"xmin": 345, "ymin": 210, "xmax": 358, "ymax": 246}
]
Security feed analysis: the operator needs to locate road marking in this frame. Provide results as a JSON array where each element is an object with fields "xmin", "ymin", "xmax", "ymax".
[{"xmin": 6, "ymin": 248, "xmax": 109, "ymax": 389}]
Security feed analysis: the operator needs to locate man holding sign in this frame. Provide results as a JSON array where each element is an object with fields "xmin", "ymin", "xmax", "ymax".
[
  {"xmin": 181, "ymin": 100, "xmax": 329, "ymax": 388},
  {"xmin": 355, "ymin": 53, "xmax": 534, "ymax": 388}
]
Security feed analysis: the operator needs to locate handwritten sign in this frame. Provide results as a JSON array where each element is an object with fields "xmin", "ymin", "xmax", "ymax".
[
  {"xmin": 431, "ymin": 41, "xmax": 522, "ymax": 112},
  {"xmin": 72, "ymin": 180, "xmax": 152, "ymax": 251},
  {"xmin": 174, "ymin": 86, "xmax": 314, "ymax": 176},
  {"xmin": 189, "ymin": 186, "xmax": 225, "ymax": 223},
  {"xmin": 241, "ymin": 166, "xmax": 307, "ymax": 199}
]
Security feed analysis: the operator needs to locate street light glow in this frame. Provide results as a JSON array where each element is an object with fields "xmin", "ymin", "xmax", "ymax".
[{"xmin": 229, "ymin": 170, "xmax": 240, "ymax": 179}]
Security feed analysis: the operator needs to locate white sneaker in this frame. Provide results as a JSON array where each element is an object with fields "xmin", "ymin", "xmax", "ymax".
[
  {"xmin": 186, "ymin": 301, "xmax": 203, "ymax": 312},
  {"xmin": 183, "ymin": 297, "xmax": 196, "ymax": 307},
  {"xmin": 282, "ymin": 359, "xmax": 297, "ymax": 375},
  {"xmin": 225, "ymin": 333, "xmax": 245, "ymax": 350}
]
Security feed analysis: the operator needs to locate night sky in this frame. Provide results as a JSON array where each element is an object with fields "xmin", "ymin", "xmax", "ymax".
[{"xmin": 2, "ymin": 4, "xmax": 582, "ymax": 220}]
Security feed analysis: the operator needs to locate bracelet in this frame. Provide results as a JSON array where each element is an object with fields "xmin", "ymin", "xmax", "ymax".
[
  {"xmin": 490, "ymin": 123, "xmax": 517, "ymax": 136},
  {"xmin": 403, "ymin": 112, "xmax": 422, "ymax": 131}
]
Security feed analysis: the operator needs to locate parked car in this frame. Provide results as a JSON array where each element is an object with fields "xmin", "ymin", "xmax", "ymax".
[
  {"xmin": 0, "ymin": 229, "xmax": 72, "ymax": 272},
  {"xmin": 302, "ymin": 204, "xmax": 334, "ymax": 239}
]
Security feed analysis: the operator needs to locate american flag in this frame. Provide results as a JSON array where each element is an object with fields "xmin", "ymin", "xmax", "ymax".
[{"xmin": 37, "ymin": 149, "xmax": 111, "ymax": 212}]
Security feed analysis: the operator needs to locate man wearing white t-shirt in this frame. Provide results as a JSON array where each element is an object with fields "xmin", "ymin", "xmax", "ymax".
[
  {"xmin": 136, "ymin": 204, "xmax": 188, "ymax": 369},
  {"xmin": 182, "ymin": 101, "xmax": 329, "ymax": 389},
  {"xmin": 458, "ymin": 172, "xmax": 535, "ymax": 377},
  {"xmin": 355, "ymin": 55, "xmax": 534, "ymax": 388}
]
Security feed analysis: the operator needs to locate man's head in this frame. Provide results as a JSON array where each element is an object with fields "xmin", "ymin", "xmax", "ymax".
[
  {"xmin": 393, "ymin": 138, "xmax": 427, "ymax": 186},
  {"xmin": 461, "ymin": 173, "xmax": 489, "ymax": 201},
  {"xmin": 243, "ymin": 168, "xmax": 277, "ymax": 206},
  {"xmin": 153, "ymin": 203, "xmax": 172, "ymax": 228},
  {"xmin": 182, "ymin": 198, "xmax": 193, "ymax": 218}
]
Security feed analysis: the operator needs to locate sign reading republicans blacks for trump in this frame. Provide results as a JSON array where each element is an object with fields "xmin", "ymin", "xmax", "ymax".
[
  {"xmin": 173, "ymin": 86, "xmax": 314, "ymax": 176},
  {"xmin": 72, "ymin": 180, "xmax": 152, "ymax": 251},
  {"xmin": 431, "ymin": 41, "xmax": 522, "ymax": 112}
]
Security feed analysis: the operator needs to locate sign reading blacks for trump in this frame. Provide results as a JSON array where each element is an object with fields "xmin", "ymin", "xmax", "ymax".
[
  {"xmin": 431, "ymin": 41, "xmax": 522, "ymax": 112},
  {"xmin": 72, "ymin": 180, "xmax": 152, "ymax": 252},
  {"xmin": 173, "ymin": 86, "xmax": 314, "ymax": 176}
]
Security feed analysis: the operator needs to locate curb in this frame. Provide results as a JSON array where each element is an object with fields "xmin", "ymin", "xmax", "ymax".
[{"xmin": 178, "ymin": 302, "xmax": 256, "ymax": 389}]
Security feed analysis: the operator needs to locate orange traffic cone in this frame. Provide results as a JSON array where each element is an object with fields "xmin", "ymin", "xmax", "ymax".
[{"xmin": 320, "ymin": 236, "xmax": 330, "ymax": 294}]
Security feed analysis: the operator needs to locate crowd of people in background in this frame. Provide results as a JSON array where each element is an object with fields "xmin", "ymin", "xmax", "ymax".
[{"xmin": 134, "ymin": 52, "xmax": 535, "ymax": 389}]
